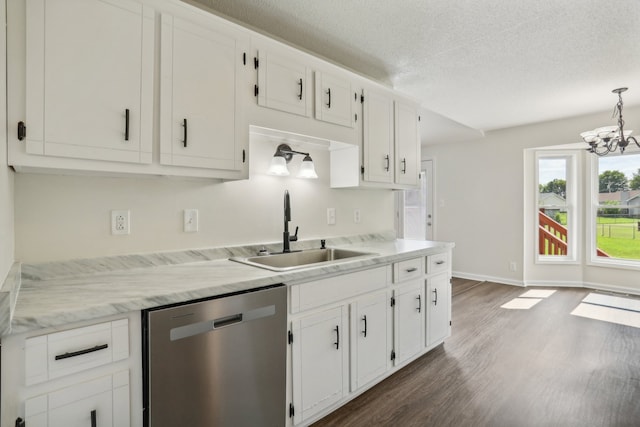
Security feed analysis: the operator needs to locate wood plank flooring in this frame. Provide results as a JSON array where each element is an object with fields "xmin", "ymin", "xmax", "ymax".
[{"xmin": 312, "ymin": 280, "xmax": 640, "ymax": 427}]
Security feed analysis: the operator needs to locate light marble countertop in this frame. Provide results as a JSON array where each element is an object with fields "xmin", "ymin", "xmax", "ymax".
[{"xmin": 3, "ymin": 234, "xmax": 454, "ymax": 336}]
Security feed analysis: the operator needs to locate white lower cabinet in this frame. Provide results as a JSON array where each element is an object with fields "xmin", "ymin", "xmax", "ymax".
[
  {"xmin": 393, "ymin": 280, "xmax": 425, "ymax": 365},
  {"xmin": 25, "ymin": 371, "xmax": 130, "ymax": 427},
  {"xmin": 291, "ymin": 305, "xmax": 349, "ymax": 425},
  {"xmin": 426, "ymin": 272, "xmax": 452, "ymax": 348},
  {"xmin": 350, "ymin": 290, "xmax": 392, "ymax": 391}
]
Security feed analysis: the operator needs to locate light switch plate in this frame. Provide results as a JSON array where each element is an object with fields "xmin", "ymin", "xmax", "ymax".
[
  {"xmin": 184, "ymin": 209, "xmax": 199, "ymax": 233},
  {"xmin": 327, "ymin": 208, "xmax": 336, "ymax": 225}
]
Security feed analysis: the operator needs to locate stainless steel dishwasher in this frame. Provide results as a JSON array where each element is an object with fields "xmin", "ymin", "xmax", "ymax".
[{"xmin": 143, "ymin": 285, "xmax": 287, "ymax": 427}]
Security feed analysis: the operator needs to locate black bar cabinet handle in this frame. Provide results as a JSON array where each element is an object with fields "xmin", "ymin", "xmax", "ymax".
[
  {"xmin": 405, "ymin": 267, "xmax": 417, "ymax": 273},
  {"xmin": 434, "ymin": 288, "xmax": 438, "ymax": 305},
  {"xmin": 124, "ymin": 109, "xmax": 129, "ymax": 141},
  {"xmin": 362, "ymin": 315, "xmax": 367, "ymax": 338},
  {"xmin": 326, "ymin": 88, "xmax": 331, "ymax": 108},
  {"xmin": 417, "ymin": 295, "xmax": 422, "ymax": 313},
  {"xmin": 54, "ymin": 343, "xmax": 108, "ymax": 361},
  {"xmin": 91, "ymin": 409, "xmax": 97, "ymax": 427},
  {"xmin": 384, "ymin": 155, "xmax": 390, "ymax": 171},
  {"xmin": 298, "ymin": 78, "xmax": 303, "ymax": 100},
  {"xmin": 334, "ymin": 325, "xmax": 340, "ymax": 349},
  {"xmin": 182, "ymin": 118, "xmax": 188, "ymax": 148},
  {"xmin": 401, "ymin": 158, "xmax": 407, "ymax": 174}
]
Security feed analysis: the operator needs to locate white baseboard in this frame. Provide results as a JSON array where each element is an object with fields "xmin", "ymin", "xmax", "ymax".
[
  {"xmin": 452, "ymin": 271, "xmax": 524, "ymax": 287},
  {"xmin": 454, "ymin": 272, "xmax": 640, "ymax": 297}
]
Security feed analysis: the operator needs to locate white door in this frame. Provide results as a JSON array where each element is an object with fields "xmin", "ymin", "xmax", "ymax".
[
  {"xmin": 393, "ymin": 281, "xmax": 424, "ymax": 365},
  {"xmin": 291, "ymin": 306, "xmax": 348, "ymax": 424},
  {"xmin": 26, "ymin": 0, "xmax": 154, "ymax": 163},
  {"xmin": 160, "ymin": 14, "xmax": 245, "ymax": 172},
  {"xmin": 351, "ymin": 291, "xmax": 391, "ymax": 391},
  {"xmin": 427, "ymin": 273, "xmax": 451, "ymax": 347},
  {"xmin": 362, "ymin": 88, "xmax": 394, "ymax": 183},
  {"xmin": 397, "ymin": 159, "xmax": 434, "ymax": 240}
]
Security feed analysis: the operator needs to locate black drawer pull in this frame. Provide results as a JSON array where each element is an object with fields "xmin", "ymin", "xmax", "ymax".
[
  {"xmin": 54, "ymin": 344, "xmax": 108, "ymax": 361},
  {"xmin": 435, "ymin": 260, "xmax": 445, "ymax": 265},
  {"xmin": 405, "ymin": 267, "xmax": 418, "ymax": 273},
  {"xmin": 182, "ymin": 118, "xmax": 188, "ymax": 148},
  {"xmin": 362, "ymin": 315, "xmax": 367, "ymax": 338},
  {"xmin": 124, "ymin": 109, "xmax": 130, "ymax": 141}
]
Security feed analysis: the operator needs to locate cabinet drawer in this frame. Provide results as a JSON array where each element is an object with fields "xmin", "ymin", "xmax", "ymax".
[
  {"xmin": 427, "ymin": 253, "xmax": 449, "ymax": 275},
  {"xmin": 25, "ymin": 319, "xmax": 129, "ymax": 386},
  {"xmin": 393, "ymin": 257, "xmax": 423, "ymax": 283},
  {"xmin": 25, "ymin": 370, "xmax": 130, "ymax": 427},
  {"xmin": 290, "ymin": 266, "xmax": 390, "ymax": 313}
]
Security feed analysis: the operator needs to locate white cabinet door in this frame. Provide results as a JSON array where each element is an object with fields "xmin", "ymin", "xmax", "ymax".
[
  {"xmin": 394, "ymin": 101, "xmax": 420, "ymax": 186},
  {"xmin": 25, "ymin": 371, "xmax": 130, "ymax": 427},
  {"xmin": 25, "ymin": 0, "xmax": 154, "ymax": 163},
  {"xmin": 427, "ymin": 273, "xmax": 451, "ymax": 347},
  {"xmin": 257, "ymin": 49, "xmax": 313, "ymax": 117},
  {"xmin": 159, "ymin": 14, "xmax": 248, "ymax": 174},
  {"xmin": 315, "ymin": 71, "xmax": 355, "ymax": 128},
  {"xmin": 362, "ymin": 88, "xmax": 394, "ymax": 184},
  {"xmin": 291, "ymin": 306, "xmax": 348, "ymax": 424},
  {"xmin": 350, "ymin": 291, "xmax": 391, "ymax": 392},
  {"xmin": 393, "ymin": 280, "xmax": 425, "ymax": 365}
]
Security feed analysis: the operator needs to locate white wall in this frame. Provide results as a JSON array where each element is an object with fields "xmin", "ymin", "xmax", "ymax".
[
  {"xmin": 0, "ymin": 0, "xmax": 16, "ymax": 281},
  {"xmin": 14, "ymin": 137, "xmax": 394, "ymax": 263},
  {"xmin": 424, "ymin": 105, "xmax": 640, "ymax": 293}
]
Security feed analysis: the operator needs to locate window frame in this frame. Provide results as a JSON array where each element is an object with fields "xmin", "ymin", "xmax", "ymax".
[
  {"xmin": 587, "ymin": 152, "xmax": 640, "ymax": 271},
  {"xmin": 535, "ymin": 151, "xmax": 579, "ymax": 264}
]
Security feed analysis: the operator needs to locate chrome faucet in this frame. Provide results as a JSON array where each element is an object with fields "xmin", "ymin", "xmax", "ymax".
[{"xmin": 283, "ymin": 190, "xmax": 298, "ymax": 253}]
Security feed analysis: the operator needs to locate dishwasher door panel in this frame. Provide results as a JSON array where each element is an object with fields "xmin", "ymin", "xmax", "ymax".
[{"xmin": 146, "ymin": 285, "xmax": 287, "ymax": 427}]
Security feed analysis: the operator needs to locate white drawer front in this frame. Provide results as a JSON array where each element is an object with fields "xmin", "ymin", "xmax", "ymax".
[
  {"xmin": 393, "ymin": 257, "xmax": 424, "ymax": 283},
  {"xmin": 25, "ymin": 319, "xmax": 129, "ymax": 385},
  {"xmin": 427, "ymin": 253, "xmax": 449, "ymax": 275}
]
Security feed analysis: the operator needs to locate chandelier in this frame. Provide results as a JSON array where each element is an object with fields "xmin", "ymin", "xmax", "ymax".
[{"xmin": 580, "ymin": 87, "xmax": 639, "ymax": 156}]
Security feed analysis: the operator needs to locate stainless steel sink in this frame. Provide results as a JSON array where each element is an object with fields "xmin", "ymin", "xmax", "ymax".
[{"xmin": 229, "ymin": 248, "xmax": 376, "ymax": 272}]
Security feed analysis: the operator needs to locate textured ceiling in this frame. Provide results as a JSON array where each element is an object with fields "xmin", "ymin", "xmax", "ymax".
[{"xmin": 188, "ymin": 0, "xmax": 640, "ymax": 143}]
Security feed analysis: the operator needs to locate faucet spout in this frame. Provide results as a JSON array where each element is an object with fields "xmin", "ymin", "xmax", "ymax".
[{"xmin": 283, "ymin": 190, "xmax": 291, "ymax": 253}]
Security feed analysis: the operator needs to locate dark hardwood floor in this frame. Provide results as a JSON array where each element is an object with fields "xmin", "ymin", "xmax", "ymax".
[{"xmin": 312, "ymin": 279, "xmax": 640, "ymax": 427}]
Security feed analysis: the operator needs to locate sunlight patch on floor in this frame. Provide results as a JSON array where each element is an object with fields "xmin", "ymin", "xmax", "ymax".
[
  {"xmin": 571, "ymin": 303, "xmax": 640, "ymax": 329},
  {"xmin": 501, "ymin": 298, "xmax": 542, "ymax": 310},
  {"xmin": 519, "ymin": 289, "xmax": 556, "ymax": 298}
]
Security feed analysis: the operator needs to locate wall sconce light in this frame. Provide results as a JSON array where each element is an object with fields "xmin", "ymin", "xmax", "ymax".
[{"xmin": 267, "ymin": 143, "xmax": 318, "ymax": 179}]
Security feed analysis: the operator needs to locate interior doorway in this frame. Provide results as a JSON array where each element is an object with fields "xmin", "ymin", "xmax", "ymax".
[{"xmin": 396, "ymin": 160, "xmax": 434, "ymax": 240}]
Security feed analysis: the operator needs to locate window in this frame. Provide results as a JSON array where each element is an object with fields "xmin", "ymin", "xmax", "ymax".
[
  {"xmin": 590, "ymin": 152, "xmax": 640, "ymax": 266},
  {"xmin": 536, "ymin": 153, "xmax": 577, "ymax": 262}
]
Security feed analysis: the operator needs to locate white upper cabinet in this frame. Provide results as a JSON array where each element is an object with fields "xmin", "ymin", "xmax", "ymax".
[
  {"xmin": 24, "ymin": 0, "xmax": 154, "ymax": 163},
  {"xmin": 159, "ymin": 13, "xmax": 248, "ymax": 176},
  {"xmin": 256, "ymin": 48, "xmax": 313, "ymax": 117},
  {"xmin": 362, "ymin": 88, "xmax": 395, "ymax": 184},
  {"xmin": 394, "ymin": 100, "xmax": 420, "ymax": 186},
  {"xmin": 315, "ymin": 71, "xmax": 356, "ymax": 128}
]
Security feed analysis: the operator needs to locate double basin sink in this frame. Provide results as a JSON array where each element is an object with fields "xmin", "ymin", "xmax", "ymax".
[{"xmin": 230, "ymin": 248, "xmax": 376, "ymax": 272}]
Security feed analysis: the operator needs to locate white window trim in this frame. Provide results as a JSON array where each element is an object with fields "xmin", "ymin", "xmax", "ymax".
[
  {"xmin": 586, "ymin": 153, "xmax": 640, "ymax": 271},
  {"xmin": 535, "ymin": 151, "xmax": 580, "ymax": 264}
]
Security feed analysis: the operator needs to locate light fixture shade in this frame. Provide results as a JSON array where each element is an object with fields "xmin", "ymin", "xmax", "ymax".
[
  {"xmin": 297, "ymin": 155, "xmax": 318, "ymax": 179},
  {"xmin": 267, "ymin": 155, "xmax": 290, "ymax": 176}
]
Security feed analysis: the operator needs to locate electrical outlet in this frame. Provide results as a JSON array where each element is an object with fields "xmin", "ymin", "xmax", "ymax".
[
  {"xmin": 111, "ymin": 210, "xmax": 130, "ymax": 235},
  {"xmin": 354, "ymin": 209, "xmax": 361, "ymax": 223},
  {"xmin": 184, "ymin": 209, "xmax": 199, "ymax": 233},
  {"xmin": 327, "ymin": 208, "xmax": 336, "ymax": 225}
]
